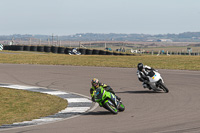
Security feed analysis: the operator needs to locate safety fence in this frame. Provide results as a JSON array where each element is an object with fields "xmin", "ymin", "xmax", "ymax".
[{"xmin": 142, "ymin": 51, "xmax": 200, "ymax": 56}]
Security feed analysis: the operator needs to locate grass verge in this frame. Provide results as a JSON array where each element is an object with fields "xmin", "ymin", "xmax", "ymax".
[
  {"xmin": 0, "ymin": 87, "xmax": 67, "ymax": 126},
  {"xmin": 0, "ymin": 51, "xmax": 200, "ymax": 70}
]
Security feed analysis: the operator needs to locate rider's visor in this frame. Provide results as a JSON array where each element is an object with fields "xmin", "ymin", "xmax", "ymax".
[{"xmin": 93, "ymin": 83, "xmax": 99, "ymax": 87}]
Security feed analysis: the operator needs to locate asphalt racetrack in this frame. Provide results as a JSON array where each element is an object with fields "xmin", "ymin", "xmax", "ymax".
[{"xmin": 0, "ymin": 64, "xmax": 200, "ymax": 133}]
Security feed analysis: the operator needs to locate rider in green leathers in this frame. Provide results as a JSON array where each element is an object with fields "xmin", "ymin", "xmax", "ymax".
[{"xmin": 90, "ymin": 78, "xmax": 120, "ymax": 102}]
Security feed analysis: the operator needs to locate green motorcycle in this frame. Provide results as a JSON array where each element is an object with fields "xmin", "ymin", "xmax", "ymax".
[{"xmin": 94, "ymin": 86, "xmax": 125, "ymax": 114}]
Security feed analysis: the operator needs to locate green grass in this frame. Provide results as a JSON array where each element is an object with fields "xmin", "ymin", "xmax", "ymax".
[
  {"xmin": 0, "ymin": 87, "xmax": 67, "ymax": 126},
  {"xmin": 0, "ymin": 51, "xmax": 200, "ymax": 70}
]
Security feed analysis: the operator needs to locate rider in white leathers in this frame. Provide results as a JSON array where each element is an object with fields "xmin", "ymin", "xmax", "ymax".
[{"xmin": 137, "ymin": 63, "xmax": 157, "ymax": 89}]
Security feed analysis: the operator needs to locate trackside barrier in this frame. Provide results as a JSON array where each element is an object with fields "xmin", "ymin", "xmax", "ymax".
[
  {"xmin": 86, "ymin": 49, "xmax": 93, "ymax": 55},
  {"xmin": 44, "ymin": 46, "xmax": 51, "ymax": 52},
  {"xmin": 37, "ymin": 46, "xmax": 44, "ymax": 52},
  {"xmin": 23, "ymin": 46, "xmax": 31, "ymax": 51},
  {"xmin": 58, "ymin": 47, "xmax": 65, "ymax": 54},
  {"xmin": 51, "ymin": 46, "xmax": 58, "ymax": 53},
  {"xmin": 30, "ymin": 46, "xmax": 37, "ymax": 51},
  {"xmin": 2, "ymin": 45, "xmax": 139, "ymax": 56},
  {"xmin": 143, "ymin": 51, "xmax": 199, "ymax": 56},
  {"xmin": 92, "ymin": 49, "xmax": 99, "ymax": 55}
]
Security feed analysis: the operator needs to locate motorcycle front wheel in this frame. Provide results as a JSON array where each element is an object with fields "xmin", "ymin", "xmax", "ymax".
[
  {"xmin": 159, "ymin": 82, "xmax": 169, "ymax": 93},
  {"xmin": 104, "ymin": 100, "xmax": 118, "ymax": 114},
  {"xmin": 118, "ymin": 102, "xmax": 125, "ymax": 112}
]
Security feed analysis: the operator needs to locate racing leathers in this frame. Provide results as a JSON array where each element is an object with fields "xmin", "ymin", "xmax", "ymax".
[
  {"xmin": 90, "ymin": 83, "xmax": 120, "ymax": 102},
  {"xmin": 137, "ymin": 65, "xmax": 156, "ymax": 88}
]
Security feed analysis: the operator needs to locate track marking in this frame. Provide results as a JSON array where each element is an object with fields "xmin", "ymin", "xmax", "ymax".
[{"xmin": 0, "ymin": 84, "xmax": 97, "ymax": 130}]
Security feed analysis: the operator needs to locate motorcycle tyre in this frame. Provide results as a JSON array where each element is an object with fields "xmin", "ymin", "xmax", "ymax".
[
  {"xmin": 104, "ymin": 100, "xmax": 118, "ymax": 114},
  {"xmin": 159, "ymin": 82, "xmax": 169, "ymax": 93},
  {"xmin": 118, "ymin": 102, "xmax": 125, "ymax": 112}
]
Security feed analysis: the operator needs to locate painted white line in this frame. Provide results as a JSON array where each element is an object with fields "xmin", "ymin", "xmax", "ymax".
[
  {"xmin": 66, "ymin": 98, "xmax": 92, "ymax": 103},
  {"xmin": 0, "ymin": 85, "xmax": 40, "ymax": 90},
  {"xmin": 13, "ymin": 118, "xmax": 63, "ymax": 125},
  {"xmin": 41, "ymin": 91, "xmax": 69, "ymax": 95},
  {"xmin": 59, "ymin": 107, "xmax": 91, "ymax": 113},
  {"xmin": 31, "ymin": 118, "xmax": 63, "ymax": 123}
]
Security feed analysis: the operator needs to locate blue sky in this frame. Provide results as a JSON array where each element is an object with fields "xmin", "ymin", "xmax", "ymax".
[{"xmin": 0, "ymin": 0, "xmax": 200, "ymax": 35}]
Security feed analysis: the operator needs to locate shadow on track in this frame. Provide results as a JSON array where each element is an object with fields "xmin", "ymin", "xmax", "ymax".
[
  {"xmin": 116, "ymin": 90, "xmax": 162, "ymax": 94},
  {"xmin": 84, "ymin": 111, "xmax": 113, "ymax": 116}
]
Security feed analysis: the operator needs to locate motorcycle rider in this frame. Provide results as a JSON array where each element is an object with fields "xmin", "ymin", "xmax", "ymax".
[
  {"xmin": 137, "ymin": 63, "xmax": 157, "ymax": 89},
  {"xmin": 90, "ymin": 78, "xmax": 121, "ymax": 102}
]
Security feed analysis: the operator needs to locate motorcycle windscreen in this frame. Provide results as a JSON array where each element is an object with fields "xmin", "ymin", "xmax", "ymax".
[{"xmin": 149, "ymin": 72, "xmax": 161, "ymax": 82}]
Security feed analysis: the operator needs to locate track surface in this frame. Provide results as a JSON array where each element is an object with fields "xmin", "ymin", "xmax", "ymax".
[{"xmin": 0, "ymin": 64, "xmax": 200, "ymax": 133}]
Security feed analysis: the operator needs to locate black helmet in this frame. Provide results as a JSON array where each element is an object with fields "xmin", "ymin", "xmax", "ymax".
[{"xmin": 137, "ymin": 63, "xmax": 143, "ymax": 71}]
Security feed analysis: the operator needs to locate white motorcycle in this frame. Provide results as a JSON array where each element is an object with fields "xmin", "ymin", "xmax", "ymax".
[
  {"xmin": 69, "ymin": 48, "xmax": 81, "ymax": 55},
  {"xmin": 145, "ymin": 70, "xmax": 169, "ymax": 93}
]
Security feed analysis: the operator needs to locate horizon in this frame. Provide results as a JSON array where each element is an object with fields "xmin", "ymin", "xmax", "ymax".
[{"xmin": 0, "ymin": 31, "xmax": 199, "ymax": 36}]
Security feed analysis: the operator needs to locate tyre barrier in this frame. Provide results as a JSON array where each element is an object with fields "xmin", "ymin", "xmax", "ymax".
[
  {"xmin": 23, "ymin": 46, "xmax": 31, "ymax": 51},
  {"xmin": 14, "ymin": 45, "xmax": 24, "ymax": 51},
  {"xmin": 92, "ymin": 49, "xmax": 99, "ymax": 55},
  {"xmin": 58, "ymin": 47, "xmax": 65, "ymax": 54},
  {"xmin": 44, "ymin": 46, "xmax": 51, "ymax": 52},
  {"xmin": 126, "ymin": 53, "xmax": 133, "ymax": 56},
  {"xmin": 106, "ymin": 51, "xmax": 113, "ymax": 55},
  {"xmin": 8, "ymin": 45, "xmax": 15, "ymax": 50},
  {"xmin": 30, "ymin": 46, "xmax": 37, "ymax": 51},
  {"xmin": 51, "ymin": 46, "xmax": 58, "ymax": 53},
  {"xmin": 3, "ymin": 45, "xmax": 11, "ymax": 50},
  {"xmin": 113, "ymin": 52, "xmax": 120, "ymax": 55},
  {"xmin": 86, "ymin": 49, "xmax": 93, "ymax": 55},
  {"xmin": 64, "ymin": 47, "xmax": 72, "ymax": 54},
  {"xmin": 3, "ymin": 45, "xmax": 200, "ymax": 56},
  {"xmin": 79, "ymin": 48, "xmax": 86, "ymax": 55},
  {"xmin": 99, "ymin": 50, "xmax": 106, "ymax": 55},
  {"xmin": 2, "ymin": 45, "xmax": 139, "ymax": 56},
  {"xmin": 37, "ymin": 46, "xmax": 44, "ymax": 52},
  {"xmin": 120, "ymin": 53, "xmax": 126, "ymax": 56}
]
